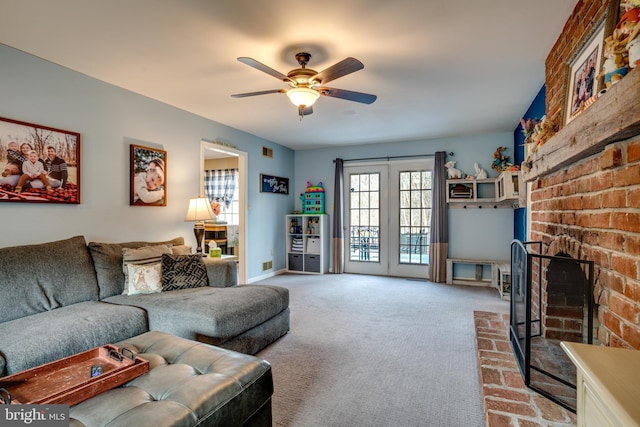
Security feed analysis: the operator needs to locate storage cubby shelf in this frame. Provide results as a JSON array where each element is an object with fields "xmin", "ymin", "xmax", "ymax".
[{"xmin": 286, "ymin": 214, "xmax": 328, "ymax": 274}]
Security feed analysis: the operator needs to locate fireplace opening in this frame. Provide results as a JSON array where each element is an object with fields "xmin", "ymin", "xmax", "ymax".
[{"xmin": 509, "ymin": 240, "xmax": 595, "ymax": 412}]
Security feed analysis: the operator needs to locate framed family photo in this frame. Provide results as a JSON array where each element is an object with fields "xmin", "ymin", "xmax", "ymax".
[
  {"xmin": 130, "ymin": 144, "xmax": 167, "ymax": 206},
  {"xmin": 0, "ymin": 116, "xmax": 80, "ymax": 204},
  {"xmin": 565, "ymin": 21, "xmax": 605, "ymax": 124}
]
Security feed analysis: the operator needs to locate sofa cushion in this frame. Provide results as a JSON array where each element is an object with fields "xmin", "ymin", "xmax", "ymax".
[
  {"xmin": 103, "ymin": 285, "xmax": 289, "ymax": 344},
  {"xmin": 0, "ymin": 236, "xmax": 100, "ymax": 323},
  {"xmin": 203, "ymin": 257, "xmax": 238, "ymax": 288},
  {"xmin": 0, "ymin": 301, "xmax": 148, "ymax": 376},
  {"xmin": 88, "ymin": 237, "xmax": 184, "ymax": 299},
  {"xmin": 161, "ymin": 254, "xmax": 208, "ymax": 291},
  {"xmin": 171, "ymin": 244, "xmax": 192, "ymax": 255}
]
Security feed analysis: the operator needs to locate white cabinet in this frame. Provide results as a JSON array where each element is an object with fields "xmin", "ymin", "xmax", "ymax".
[
  {"xmin": 286, "ymin": 214, "xmax": 329, "ymax": 274},
  {"xmin": 446, "ymin": 171, "xmax": 523, "ymax": 208},
  {"xmin": 561, "ymin": 342, "xmax": 640, "ymax": 427}
]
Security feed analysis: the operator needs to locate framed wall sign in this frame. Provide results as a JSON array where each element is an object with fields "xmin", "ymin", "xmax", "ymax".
[
  {"xmin": 260, "ymin": 173, "xmax": 289, "ymax": 194},
  {"xmin": 0, "ymin": 116, "xmax": 80, "ymax": 204},
  {"xmin": 130, "ymin": 144, "xmax": 167, "ymax": 206}
]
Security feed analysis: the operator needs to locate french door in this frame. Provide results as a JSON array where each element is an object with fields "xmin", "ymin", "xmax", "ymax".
[{"xmin": 344, "ymin": 160, "xmax": 432, "ymax": 278}]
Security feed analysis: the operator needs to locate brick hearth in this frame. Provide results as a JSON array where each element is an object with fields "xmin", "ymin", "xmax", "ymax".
[{"xmin": 474, "ymin": 311, "xmax": 576, "ymax": 427}]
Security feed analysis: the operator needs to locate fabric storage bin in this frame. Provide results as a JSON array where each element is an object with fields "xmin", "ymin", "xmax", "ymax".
[
  {"xmin": 288, "ymin": 253, "xmax": 303, "ymax": 271},
  {"xmin": 304, "ymin": 254, "xmax": 320, "ymax": 273},
  {"xmin": 306, "ymin": 237, "xmax": 321, "ymax": 254}
]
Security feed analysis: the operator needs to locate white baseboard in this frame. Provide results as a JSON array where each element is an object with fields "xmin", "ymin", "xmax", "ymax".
[{"xmin": 247, "ymin": 268, "xmax": 287, "ymax": 283}]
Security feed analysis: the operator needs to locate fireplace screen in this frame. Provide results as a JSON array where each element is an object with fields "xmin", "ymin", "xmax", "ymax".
[{"xmin": 509, "ymin": 240, "xmax": 595, "ymax": 412}]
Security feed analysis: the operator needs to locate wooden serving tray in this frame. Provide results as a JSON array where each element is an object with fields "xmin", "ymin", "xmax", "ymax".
[{"xmin": 0, "ymin": 345, "xmax": 149, "ymax": 406}]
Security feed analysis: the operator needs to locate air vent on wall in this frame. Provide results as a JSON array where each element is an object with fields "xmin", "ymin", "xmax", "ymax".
[
  {"xmin": 262, "ymin": 261, "xmax": 273, "ymax": 271},
  {"xmin": 262, "ymin": 146, "xmax": 273, "ymax": 158}
]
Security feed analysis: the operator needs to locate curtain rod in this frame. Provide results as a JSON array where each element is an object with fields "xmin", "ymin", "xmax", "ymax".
[{"xmin": 333, "ymin": 152, "xmax": 454, "ymax": 163}]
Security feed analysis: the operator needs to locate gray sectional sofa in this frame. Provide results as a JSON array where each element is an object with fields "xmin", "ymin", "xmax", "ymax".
[{"xmin": 0, "ymin": 235, "xmax": 289, "ymax": 425}]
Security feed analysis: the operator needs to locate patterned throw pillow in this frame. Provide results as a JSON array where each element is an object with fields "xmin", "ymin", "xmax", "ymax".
[
  {"xmin": 126, "ymin": 263, "xmax": 163, "ymax": 295},
  {"xmin": 161, "ymin": 254, "xmax": 209, "ymax": 291},
  {"xmin": 122, "ymin": 244, "xmax": 172, "ymax": 295}
]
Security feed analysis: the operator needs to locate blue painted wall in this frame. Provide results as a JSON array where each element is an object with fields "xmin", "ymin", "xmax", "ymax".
[
  {"xmin": 294, "ymin": 133, "xmax": 516, "ymax": 262},
  {"xmin": 0, "ymin": 44, "xmax": 295, "ymax": 280},
  {"xmin": 513, "ymin": 85, "xmax": 546, "ymax": 243}
]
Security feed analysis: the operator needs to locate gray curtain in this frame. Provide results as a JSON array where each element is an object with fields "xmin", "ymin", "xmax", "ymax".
[
  {"xmin": 429, "ymin": 151, "xmax": 448, "ymax": 282},
  {"xmin": 332, "ymin": 158, "xmax": 344, "ymax": 273}
]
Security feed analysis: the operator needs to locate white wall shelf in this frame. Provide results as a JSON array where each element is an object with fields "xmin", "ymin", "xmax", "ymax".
[{"xmin": 446, "ymin": 171, "xmax": 523, "ymax": 208}]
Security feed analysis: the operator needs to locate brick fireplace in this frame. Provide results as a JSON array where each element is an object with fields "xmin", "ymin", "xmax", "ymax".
[
  {"xmin": 478, "ymin": 2, "xmax": 640, "ymax": 423},
  {"xmin": 523, "ymin": 0, "xmax": 640, "ymax": 352},
  {"xmin": 524, "ymin": 76, "xmax": 640, "ymax": 351}
]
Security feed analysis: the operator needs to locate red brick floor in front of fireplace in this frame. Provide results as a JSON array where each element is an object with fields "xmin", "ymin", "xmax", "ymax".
[{"xmin": 474, "ymin": 311, "xmax": 577, "ymax": 427}]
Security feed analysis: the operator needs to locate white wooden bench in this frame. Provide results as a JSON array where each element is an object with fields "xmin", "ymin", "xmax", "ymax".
[{"xmin": 446, "ymin": 258, "xmax": 510, "ymax": 295}]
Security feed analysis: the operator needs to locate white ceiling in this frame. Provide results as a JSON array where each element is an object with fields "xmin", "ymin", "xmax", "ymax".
[{"xmin": 0, "ymin": 0, "xmax": 578, "ymax": 150}]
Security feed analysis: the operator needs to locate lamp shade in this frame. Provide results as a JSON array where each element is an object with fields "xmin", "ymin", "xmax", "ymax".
[
  {"xmin": 286, "ymin": 88, "xmax": 320, "ymax": 107},
  {"xmin": 185, "ymin": 197, "xmax": 215, "ymax": 222}
]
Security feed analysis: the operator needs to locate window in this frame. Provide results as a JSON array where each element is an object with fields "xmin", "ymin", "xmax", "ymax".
[{"xmin": 204, "ymin": 168, "xmax": 239, "ymax": 225}]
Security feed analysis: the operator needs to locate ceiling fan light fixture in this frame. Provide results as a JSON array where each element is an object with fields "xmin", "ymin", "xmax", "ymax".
[{"xmin": 286, "ymin": 87, "xmax": 319, "ymax": 107}]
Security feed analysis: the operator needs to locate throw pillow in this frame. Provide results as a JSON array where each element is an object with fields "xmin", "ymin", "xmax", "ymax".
[
  {"xmin": 126, "ymin": 263, "xmax": 163, "ymax": 295},
  {"xmin": 161, "ymin": 254, "xmax": 209, "ymax": 291},
  {"xmin": 122, "ymin": 244, "xmax": 173, "ymax": 295},
  {"xmin": 171, "ymin": 244, "xmax": 193, "ymax": 255}
]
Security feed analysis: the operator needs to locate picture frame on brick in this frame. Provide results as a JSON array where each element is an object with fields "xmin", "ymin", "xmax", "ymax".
[{"xmin": 564, "ymin": 20, "xmax": 606, "ymax": 124}]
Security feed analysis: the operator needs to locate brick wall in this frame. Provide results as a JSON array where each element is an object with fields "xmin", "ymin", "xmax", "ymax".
[
  {"xmin": 545, "ymin": 0, "xmax": 611, "ymax": 127},
  {"xmin": 529, "ymin": 137, "xmax": 640, "ymax": 349}
]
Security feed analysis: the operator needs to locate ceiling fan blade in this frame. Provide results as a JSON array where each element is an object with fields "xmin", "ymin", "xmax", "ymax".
[
  {"xmin": 311, "ymin": 57, "xmax": 364, "ymax": 85},
  {"xmin": 319, "ymin": 87, "xmax": 377, "ymax": 104},
  {"xmin": 231, "ymin": 89, "xmax": 286, "ymax": 98},
  {"xmin": 237, "ymin": 57, "xmax": 288, "ymax": 81}
]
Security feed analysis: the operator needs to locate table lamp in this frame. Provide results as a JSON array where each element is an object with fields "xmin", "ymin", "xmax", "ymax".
[{"xmin": 185, "ymin": 197, "xmax": 215, "ymax": 255}]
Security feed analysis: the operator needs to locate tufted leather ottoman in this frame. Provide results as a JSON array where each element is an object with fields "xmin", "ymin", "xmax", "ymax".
[{"xmin": 69, "ymin": 331, "xmax": 273, "ymax": 427}]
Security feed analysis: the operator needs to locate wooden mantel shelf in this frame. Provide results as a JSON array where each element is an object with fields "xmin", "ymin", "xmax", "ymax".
[{"xmin": 522, "ymin": 68, "xmax": 640, "ymax": 182}]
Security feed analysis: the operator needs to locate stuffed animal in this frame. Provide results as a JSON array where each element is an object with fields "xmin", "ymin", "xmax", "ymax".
[
  {"xmin": 622, "ymin": 0, "xmax": 640, "ymax": 11},
  {"xmin": 491, "ymin": 147, "xmax": 510, "ymax": 173},
  {"xmin": 531, "ymin": 117, "xmax": 557, "ymax": 148},
  {"xmin": 474, "ymin": 162, "xmax": 487, "ymax": 179},
  {"xmin": 614, "ymin": 7, "xmax": 640, "ymax": 48},
  {"xmin": 599, "ymin": 35, "xmax": 629, "ymax": 87},
  {"xmin": 444, "ymin": 161, "xmax": 463, "ymax": 179},
  {"xmin": 624, "ymin": 8, "xmax": 640, "ymax": 68}
]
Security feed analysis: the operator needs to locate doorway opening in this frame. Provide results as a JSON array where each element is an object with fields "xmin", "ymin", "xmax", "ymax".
[{"xmin": 200, "ymin": 140, "xmax": 247, "ymax": 284}]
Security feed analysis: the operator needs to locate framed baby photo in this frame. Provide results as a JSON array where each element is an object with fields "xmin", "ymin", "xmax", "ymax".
[
  {"xmin": 0, "ymin": 116, "xmax": 81, "ymax": 204},
  {"xmin": 130, "ymin": 144, "xmax": 167, "ymax": 206}
]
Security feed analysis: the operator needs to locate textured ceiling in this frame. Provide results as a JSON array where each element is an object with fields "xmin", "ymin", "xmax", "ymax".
[{"xmin": 0, "ymin": 0, "xmax": 578, "ymax": 150}]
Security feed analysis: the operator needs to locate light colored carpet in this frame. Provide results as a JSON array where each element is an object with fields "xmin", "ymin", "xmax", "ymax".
[{"xmin": 255, "ymin": 273, "xmax": 510, "ymax": 427}]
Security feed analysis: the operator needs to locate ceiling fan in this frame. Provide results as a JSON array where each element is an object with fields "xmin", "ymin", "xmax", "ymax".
[{"xmin": 231, "ymin": 52, "xmax": 377, "ymax": 119}]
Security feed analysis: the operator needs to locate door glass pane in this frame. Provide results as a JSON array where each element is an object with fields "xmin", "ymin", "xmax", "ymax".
[
  {"xmin": 349, "ymin": 172, "xmax": 380, "ymax": 262},
  {"xmin": 399, "ymin": 170, "xmax": 431, "ymax": 264}
]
